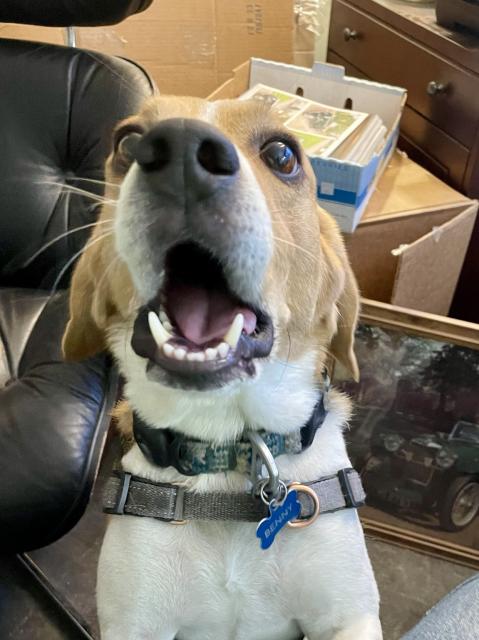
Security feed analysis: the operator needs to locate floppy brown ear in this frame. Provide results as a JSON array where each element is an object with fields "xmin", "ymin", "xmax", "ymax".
[
  {"xmin": 62, "ymin": 233, "xmax": 112, "ymax": 361},
  {"xmin": 330, "ymin": 261, "xmax": 360, "ymax": 382}
]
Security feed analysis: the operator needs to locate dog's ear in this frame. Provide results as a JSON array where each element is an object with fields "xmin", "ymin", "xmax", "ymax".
[
  {"xmin": 330, "ymin": 260, "xmax": 360, "ymax": 382},
  {"xmin": 62, "ymin": 230, "xmax": 114, "ymax": 361}
]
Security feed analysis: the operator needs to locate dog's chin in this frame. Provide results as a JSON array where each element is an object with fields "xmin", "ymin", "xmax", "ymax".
[{"xmin": 129, "ymin": 241, "xmax": 275, "ymax": 392}]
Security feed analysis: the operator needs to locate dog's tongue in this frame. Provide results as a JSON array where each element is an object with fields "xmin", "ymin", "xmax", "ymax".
[{"xmin": 167, "ymin": 282, "xmax": 257, "ymax": 346}]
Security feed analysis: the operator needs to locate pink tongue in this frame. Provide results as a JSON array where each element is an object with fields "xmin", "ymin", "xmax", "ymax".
[{"xmin": 167, "ymin": 283, "xmax": 257, "ymax": 346}]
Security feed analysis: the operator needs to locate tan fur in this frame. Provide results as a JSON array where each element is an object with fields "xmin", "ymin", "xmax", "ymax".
[{"xmin": 63, "ymin": 95, "xmax": 359, "ymax": 381}]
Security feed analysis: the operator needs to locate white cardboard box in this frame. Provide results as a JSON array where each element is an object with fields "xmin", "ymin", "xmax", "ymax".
[{"xmin": 209, "ymin": 58, "xmax": 407, "ymax": 232}]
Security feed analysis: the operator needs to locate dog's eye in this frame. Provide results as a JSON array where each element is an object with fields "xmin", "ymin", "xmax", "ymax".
[
  {"xmin": 116, "ymin": 130, "xmax": 143, "ymax": 159},
  {"xmin": 112, "ymin": 125, "xmax": 144, "ymax": 174},
  {"xmin": 260, "ymin": 140, "xmax": 298, "ymax": 175},
  {"xmin": 114, "ymin": 124, "xmax": 144, "ymax": 155}
]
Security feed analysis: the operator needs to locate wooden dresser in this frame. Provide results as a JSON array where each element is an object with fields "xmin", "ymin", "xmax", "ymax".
[{"xmin": 328, "ymin": 0, "xmax": 479, "ymax": 322}]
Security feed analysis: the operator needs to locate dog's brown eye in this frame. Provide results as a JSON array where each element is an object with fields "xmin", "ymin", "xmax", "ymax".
[
  {"xmin": 116, "ymin": 130, "xmax": 143, "ymax": 159},
  {"xmin": 260, "ymin": 140, "xmax": 298, "ymax": 175}
]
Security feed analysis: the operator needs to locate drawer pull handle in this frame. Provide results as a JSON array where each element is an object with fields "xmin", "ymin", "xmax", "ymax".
[
  {"xmin": 343, "ymin": 28, "xmax": 358, "ymax": 41},
  {"xmin": 427, "ymin": 81, "xmax": 446, "ymax": 96}
]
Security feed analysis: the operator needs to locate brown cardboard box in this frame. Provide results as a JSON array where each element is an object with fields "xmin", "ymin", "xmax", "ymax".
[
  {"xmin": 0, "ymin": 0, "xmax": 294, "ymax": 98},
  {"xmin": 345, "ymin": 153, "xmax": 478, "ymax": 316},
  {"xmin": 292, "ymin": 0, "xmax": 317, "ymax": 68}
]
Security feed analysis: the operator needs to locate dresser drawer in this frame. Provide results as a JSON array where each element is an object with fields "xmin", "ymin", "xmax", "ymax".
[
  {"xmin": 327, "ymin": 50, "xmax": 470, "ymax": 191},
  {"xmin": 329, "ymin": 0, "xmax": 479, "ymax": 150},
  {"xmin": 400, "ymin": 106, "xmax": 469, "ymax": 190}
]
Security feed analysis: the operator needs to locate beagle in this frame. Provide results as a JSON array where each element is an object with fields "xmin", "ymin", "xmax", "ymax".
[{"xmin": 63, "ymin": 95, "xmax": 382, "ymax": 640}]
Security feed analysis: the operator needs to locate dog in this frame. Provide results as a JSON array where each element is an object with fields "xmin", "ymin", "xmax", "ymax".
[{"xmin": 63, "ymin": 94, "xmax": 382, "ymax": 640}]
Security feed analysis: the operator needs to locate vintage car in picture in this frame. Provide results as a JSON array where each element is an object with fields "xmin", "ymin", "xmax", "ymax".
[{"xmin": 352, "ymin": 414, "xmax": 479, "ymax": 532}]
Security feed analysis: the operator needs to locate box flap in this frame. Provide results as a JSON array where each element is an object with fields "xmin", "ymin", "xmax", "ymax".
[
  {"xmin": 248, "ymin": 58, "xmax": 406, "ymax": 131},
  {"xmin": 344, "ymin": 204, "xmax": 471, "ymax": 304},
  {"xmin": 391, "ymin": 204, "xmax": 478, "ymax": 316}
]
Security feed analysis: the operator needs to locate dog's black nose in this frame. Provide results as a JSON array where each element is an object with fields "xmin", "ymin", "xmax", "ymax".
[{"xmin": 132, "ymin": 118, "xmax": 239, "ymax": 202}]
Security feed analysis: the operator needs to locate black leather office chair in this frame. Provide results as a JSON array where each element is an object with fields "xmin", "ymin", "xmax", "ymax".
[{"xmin": 0, "ymin": 0, "xmax": 154, "ymax": 558}]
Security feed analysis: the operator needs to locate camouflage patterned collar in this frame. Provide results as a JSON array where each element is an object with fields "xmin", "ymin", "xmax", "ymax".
[{"xmin": 133, "ymin": 382, "xmax": 330, "ymax": 476}]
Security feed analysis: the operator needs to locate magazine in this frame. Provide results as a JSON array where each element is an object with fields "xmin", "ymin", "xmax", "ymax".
[{"xmin": 240, "ymin": 84, "xmax": 384, "ymax": 163}]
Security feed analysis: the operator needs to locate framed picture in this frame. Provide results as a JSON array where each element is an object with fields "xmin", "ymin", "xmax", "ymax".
[{"xmin": 334, "ymin": 299, "xmax": 479, "ymax": 569}]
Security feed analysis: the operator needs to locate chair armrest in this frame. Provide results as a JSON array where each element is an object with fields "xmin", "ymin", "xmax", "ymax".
[{"xmin": 0, "ymin": 290, "xmax": 118, "ymax": 552}]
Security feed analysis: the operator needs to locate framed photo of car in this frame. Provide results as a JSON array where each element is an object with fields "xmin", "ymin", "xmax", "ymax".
[{"xmin": 334, "ymin": 299, "xmax": 479, "ymax": 569}]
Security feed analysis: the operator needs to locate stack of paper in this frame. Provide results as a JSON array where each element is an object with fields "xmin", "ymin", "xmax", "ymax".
[{"xmin": 240, "ymin": 84, "xmax": 387, "ymax": 166}]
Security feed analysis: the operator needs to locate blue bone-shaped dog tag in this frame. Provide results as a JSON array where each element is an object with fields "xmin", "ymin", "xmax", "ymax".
[{"xmin": 256, "ymin": 489, "xmax": 302, "ymax": 550}]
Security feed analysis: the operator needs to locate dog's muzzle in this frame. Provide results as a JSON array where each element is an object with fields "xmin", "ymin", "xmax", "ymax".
[{"xmin": 118, "ymin": 118, "xmax": 274, "ymax": 390}]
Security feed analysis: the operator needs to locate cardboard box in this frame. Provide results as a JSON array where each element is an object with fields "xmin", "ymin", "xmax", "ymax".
[
  {"xmin": 345, "ymin": 153, "xmax": 478, "ymax": 317},
  {"xmin": 292, "ymin": 0, "xmax": 317, "ymax": 68},
  {"xmin": 0, "ymin": 0, "xmax": 294, "ymax": 99},
  {"xmin": 210, "ymin": 58, "xmax": 407, "ymax": 232}
]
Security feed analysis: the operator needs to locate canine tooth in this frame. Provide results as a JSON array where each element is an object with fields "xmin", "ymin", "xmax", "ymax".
[
  {"xmin": 163, "ymin": 343, "xmax": 175, "ymax": 357},
  {"xmin": 148, "ymin": 311, "xmax": 173, "ymax": 348},
  {"xmin": 223, "ymin": 313, "xmax": 244, "ymax": 350},
  {"xmin": 217, "ymin": 342, "xmax": 230, "ymax": 358},
  {"xmin": 163, "ymin": 320, "xmax": 173, "ymax": 332},
  {"xmin": 205, "ymin": 348, "xmax": 218, "ymax": 360},
  {"xmin": 174, "ymin": 348, "xmax": 187, "ymax": 360},
  {"xmin": 159, "ymin": 311, "xmax": 169, "ymax": 323}
]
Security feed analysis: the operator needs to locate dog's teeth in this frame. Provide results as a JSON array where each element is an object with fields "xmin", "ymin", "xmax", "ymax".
[
  {"xmin": 217, "ymin": 342, "xmax": 230, "ymax": 358},
  {"xmin": 223, "ymin": 313, "xmax": 244, "ymax": 350},
  {"xmin": 159, "ymin": 311, "xmax": 169, "ymax": 323},
  {"xmin": 163, "ymin": 343, "xmax": 174, "ymax": 357},
  {"xmin": 148, "ymin": 311, "xmax": 172, "ymax": 348},
  {"xmin": 174, "ymin": 348, "xmax": 187, "ymax": 360},
  {"xmin": 205, "ymin": 348, "xmax": 218, "ymax": 360},
  {"xmin": 163, "ymin": 320, "xmax": 173, "ymax": 332},
  {"xmin": 186, "ymin": 352, "xmax": 206, "ymax": 362}
]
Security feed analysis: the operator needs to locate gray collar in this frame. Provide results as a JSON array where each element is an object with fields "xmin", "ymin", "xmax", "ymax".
[{"xmin": 103, "ymin": 468, "xmax": 365, "ymax": 524}]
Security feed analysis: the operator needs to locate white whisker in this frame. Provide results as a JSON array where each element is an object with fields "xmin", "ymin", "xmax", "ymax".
[
  {"xmin": 39, "ymin": 181, "xmax": 118, "ymax": 205},
  {"xmin": 22, "ymin": 220, "xmax": 114, "ymax": 268},
  {"xmin": 95, "ymin": 253, "xmax": 123, "ymax": 294},
  {"xmin": 70, "ymin": 176, "xmax": 120, "ymax": 189},
  {"xmin": 50, "ymin": 230, "xmax": 114, "ymax": 296},
  {"xmin": 272, "ymin": 235, "xmax": 317, "ymax": 260}
]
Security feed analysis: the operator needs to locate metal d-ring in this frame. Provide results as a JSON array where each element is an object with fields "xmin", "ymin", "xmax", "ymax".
[
  {"xmin": 246, "ymin": 431, "xmax": 281, "ymax": 501},
  {"xmin": 287, "ymin": 482, "xmax": 320, "ymax": 529}
]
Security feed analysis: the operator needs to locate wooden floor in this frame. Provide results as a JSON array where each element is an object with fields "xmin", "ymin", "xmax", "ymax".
[{"xmin": 0, "ymin": 434, "xmax": 475, "ymax": 640}]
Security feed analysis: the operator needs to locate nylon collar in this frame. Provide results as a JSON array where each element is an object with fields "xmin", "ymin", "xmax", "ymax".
[{"xmin": 133, "ymin": 377, "xmax": 330, "ymax": 476}]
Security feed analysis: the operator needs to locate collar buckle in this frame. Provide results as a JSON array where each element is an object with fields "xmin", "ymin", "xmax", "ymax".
[{"xmin": 134, "ymin": 422, "xmax": 197, "ymax": 476}]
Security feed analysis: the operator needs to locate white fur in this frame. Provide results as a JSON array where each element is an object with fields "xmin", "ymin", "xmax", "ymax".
[
  {"xmin": 98, "ymin": 397, "xmax": 381, "ymax": 640},
  {"xmin": 99, "ymin": 325, "xmax": 382, "ymax": 640},
  {"xmin": 98, "ymin": 105, "xmax": 382, "ymax": 639},
  {"xmin": 108, "ymin": 319, "xmax": 319, "ymax": 443}
]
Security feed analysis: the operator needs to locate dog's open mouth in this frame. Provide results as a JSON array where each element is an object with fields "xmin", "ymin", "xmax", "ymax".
[{"xmin": 131, "ymin": 242, "xmax": 274, "ymax": 384}]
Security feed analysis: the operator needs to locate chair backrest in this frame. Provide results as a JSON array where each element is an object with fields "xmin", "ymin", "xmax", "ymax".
[
  {"xmin": 0, "ymin": 0, "xmax": 153, "ymax": 26},
  {"xmin": 0, "ymin": 39, "xmax": 155, "ymax": 289}
]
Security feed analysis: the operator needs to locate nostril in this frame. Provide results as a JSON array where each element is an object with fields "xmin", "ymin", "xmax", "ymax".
[
  {"xmin": 138, "ymin": 137, "xmax": 171, "ymax": 172},
  {"xmin": 197, "ymin": 139, "xmax": 239, "ymax": 176}
]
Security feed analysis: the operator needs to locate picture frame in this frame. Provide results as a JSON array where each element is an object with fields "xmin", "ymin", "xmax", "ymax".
[{"xmin": 334, "ymin": 299, "xmax": 479, "ymax": 570}]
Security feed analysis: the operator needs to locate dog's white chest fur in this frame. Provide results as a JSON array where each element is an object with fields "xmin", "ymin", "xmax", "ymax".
[{"xmin": 97, "ymin": 410, "xmax": 382, "ymax": 640}]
